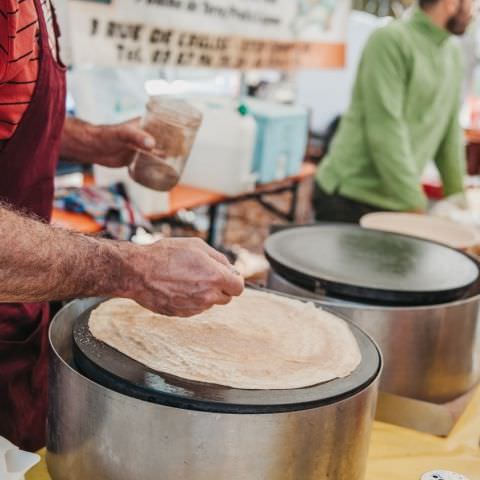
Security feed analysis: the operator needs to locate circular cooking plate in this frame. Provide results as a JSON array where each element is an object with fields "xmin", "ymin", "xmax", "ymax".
[
  {"xmin": 72, "ymin": 298, "xmax": 381, "ymax": 414},
  {"xmin": 265, "ymin": 224, "xmax": 480, "ymax": 306}
]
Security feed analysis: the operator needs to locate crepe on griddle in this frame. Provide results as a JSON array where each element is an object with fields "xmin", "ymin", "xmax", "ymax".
[{"xmin": 89, "ymin": 290, "xmax": 361, "ymax": 390}]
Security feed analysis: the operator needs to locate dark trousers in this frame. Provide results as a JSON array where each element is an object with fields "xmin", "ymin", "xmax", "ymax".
[{"xmin": 313, "ymin": 183, "xmax": 383, "ymax": 224}]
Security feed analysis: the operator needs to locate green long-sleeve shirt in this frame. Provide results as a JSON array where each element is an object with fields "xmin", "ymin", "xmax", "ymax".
[{"xmin": 316, "ymin": 8, "xmax": 466, "ymax": 212}]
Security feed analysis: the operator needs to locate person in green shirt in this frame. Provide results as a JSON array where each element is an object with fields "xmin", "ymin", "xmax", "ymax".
[{"xmin": 313, "ymin": 0, "xmax": 474, "ymax": 223}]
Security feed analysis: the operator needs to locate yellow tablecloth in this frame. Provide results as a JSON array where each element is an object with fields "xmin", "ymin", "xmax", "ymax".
[{"xmin": 27, "ymin": 388, "xmax": 480, "ymax": 480}]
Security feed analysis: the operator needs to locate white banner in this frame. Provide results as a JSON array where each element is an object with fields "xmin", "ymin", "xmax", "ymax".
[{"xmin": 67, "ymin": 0, "xmax": 351, "ymax": 69}]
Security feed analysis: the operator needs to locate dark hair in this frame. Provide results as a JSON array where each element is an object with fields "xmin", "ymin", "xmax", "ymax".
[{"xmin": 418, "ymin": 0, "xmax": 441, "ymax": 7}]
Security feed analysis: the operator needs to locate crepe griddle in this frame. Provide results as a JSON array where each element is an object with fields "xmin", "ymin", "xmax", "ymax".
[
  {"xmin": 72, "ymin": 298, "xmax": 380, "ymax": 414},
  {"xmin": 265, "ymin": 224, "xmax": 480, "ymax": 306}
]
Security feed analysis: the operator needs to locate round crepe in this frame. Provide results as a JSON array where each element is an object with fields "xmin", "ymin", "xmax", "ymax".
[
  {"xmin": 89, "ymin": 290, "xmax": 361, "ymax": 390},
  {"xmin": 360, "ymin": 212, "xmax": 478, "ymax": 250}
]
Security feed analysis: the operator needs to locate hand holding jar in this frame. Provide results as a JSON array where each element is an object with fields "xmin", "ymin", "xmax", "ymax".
[{"xmin": 129, "ymin": 96, "xmax": 203, "ymax": 191}]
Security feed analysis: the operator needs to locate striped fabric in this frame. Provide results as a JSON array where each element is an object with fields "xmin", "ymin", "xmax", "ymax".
[{"xmin": 0, "ymin": 0, "xmax": 57, "ymax": 140}]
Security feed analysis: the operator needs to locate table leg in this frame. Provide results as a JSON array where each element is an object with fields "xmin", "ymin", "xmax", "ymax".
[
  {"xmin": 288, "ymin": 182, "xmax": 300, "ymax": 223},
  {"xmin": 207, "ymin": 204, "xmax": 220, "ymax": 246}
]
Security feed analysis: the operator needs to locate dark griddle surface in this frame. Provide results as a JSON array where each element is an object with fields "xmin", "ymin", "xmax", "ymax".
[
  {"xmin": 265, "ymin": 224, "xmax": 479, "ymax": 306},
  {"xmin": 72, "ymin": 298, "xmax": 380, "ymax": 414}
]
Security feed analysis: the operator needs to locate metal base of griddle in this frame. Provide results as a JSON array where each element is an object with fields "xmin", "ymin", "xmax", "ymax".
[
  {"xmin": 376, "ymin": 385, "xmax": 478, "ymax": 437},
  {"xmin": 47, "ymin": 296, "xmax": 382, "ymax": 480},
  {"xmin": 266, "ymin": 270, "xmax": 480, "ymax": 406},
  {"xmin": 263, "ymin": 273, "xmax": 480, "ymax": 436}
]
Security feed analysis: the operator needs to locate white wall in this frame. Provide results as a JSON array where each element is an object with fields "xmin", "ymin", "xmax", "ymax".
[{"xmin": 295, "ymin": 11, "xmax": 390, "ymax": 132}]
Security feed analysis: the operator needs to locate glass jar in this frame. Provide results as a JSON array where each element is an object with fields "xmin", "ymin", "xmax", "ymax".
[{"xmin": 129, "ymin": 96, "xmax": 203, "ymax": 191}]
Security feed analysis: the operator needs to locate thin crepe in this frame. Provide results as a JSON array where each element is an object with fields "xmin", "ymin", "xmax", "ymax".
[{"xmin": 89, "ymin": 290, "xmax": 361, "ymax": 390}]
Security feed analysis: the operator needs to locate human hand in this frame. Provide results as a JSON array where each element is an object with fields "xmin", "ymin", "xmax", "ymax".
[
  {"xmin": 91, "ymin": 118, "xmax": 158, "ymax": 168},
  {"xmin": 120, "ymin": 238, "xmax": 244, "ymax": 317}
]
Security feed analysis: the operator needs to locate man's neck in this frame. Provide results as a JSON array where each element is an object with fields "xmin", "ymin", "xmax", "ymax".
[{"xmin": 421, "ymin": 6, "xmax": 449, "ymax": 31}]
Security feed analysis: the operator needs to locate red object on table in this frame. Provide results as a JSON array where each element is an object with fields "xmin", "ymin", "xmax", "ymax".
[{"xmin": 422, "ymin": 182, "xmax": 444, "ymax": 200}]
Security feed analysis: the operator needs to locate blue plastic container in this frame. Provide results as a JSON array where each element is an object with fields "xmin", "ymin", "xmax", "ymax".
[{"xmin": 245, "ymin": 99, "xmax": 309, "ymax": 184}]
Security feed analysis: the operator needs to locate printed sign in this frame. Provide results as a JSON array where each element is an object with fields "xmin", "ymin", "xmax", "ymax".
[{"xmin": 67, "ymin": 0, "xmax": 351, "ymax": 69}]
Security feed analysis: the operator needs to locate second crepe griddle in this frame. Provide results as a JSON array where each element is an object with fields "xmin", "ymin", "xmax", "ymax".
[
  {"xmin": 264, "ymin": 224, "xmax": 479, "ymax": 306},
  {"xmin": 72, "ymin": 297, "xmax": 380, "ymax": 414}
]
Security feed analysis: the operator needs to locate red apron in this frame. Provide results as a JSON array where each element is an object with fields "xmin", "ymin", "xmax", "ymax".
[{"xmin": 0, "ymin": 0, "xmax": 66, "ymax": 451}]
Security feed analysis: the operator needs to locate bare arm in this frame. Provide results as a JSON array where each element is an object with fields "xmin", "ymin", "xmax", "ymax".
[
  {"xmin": 0, "ymin": 204, "xmax": 123, "ymax": 302},
  {"xmin": 60, "ymin": 117, "xmax": 156, "ymax": 168},
  {"xmin": 0, "ymin": 205, "xmax": 243, "ymax": 316}
]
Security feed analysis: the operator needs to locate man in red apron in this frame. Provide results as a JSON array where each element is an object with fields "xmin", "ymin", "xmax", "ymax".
[{"xmin": 0, "ymin": 0, "xmax": 243, "ymax": 452}]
